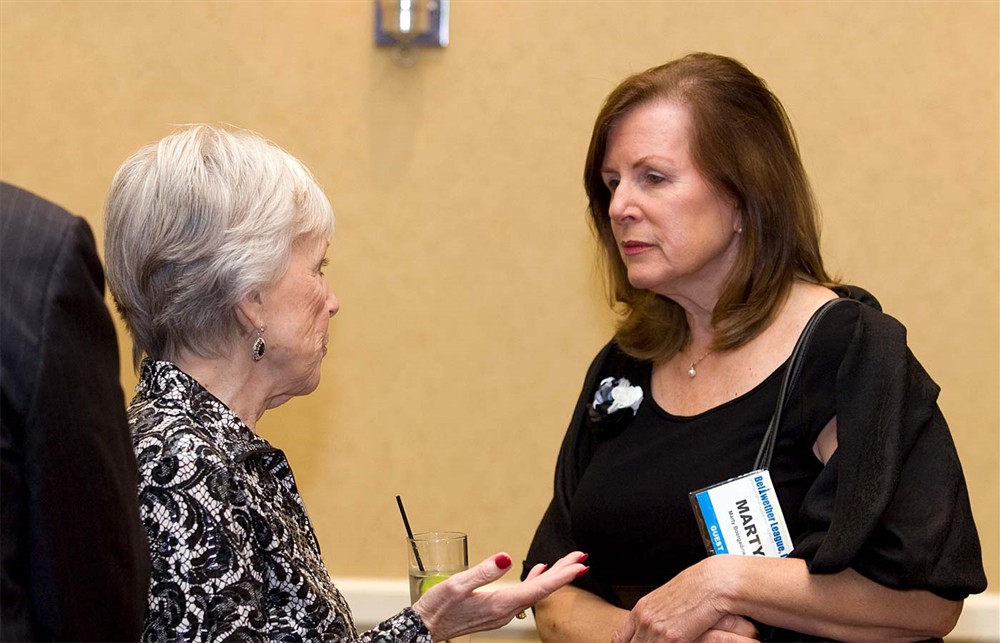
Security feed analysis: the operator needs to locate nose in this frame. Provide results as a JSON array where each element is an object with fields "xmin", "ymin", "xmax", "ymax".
[
  {"xmin": 607, "ymin": 182, "xmax": 637, "ymax": 224},
  {"xmin": 327, "ymin": 289, "xmax": 340, "ymax": 319}
]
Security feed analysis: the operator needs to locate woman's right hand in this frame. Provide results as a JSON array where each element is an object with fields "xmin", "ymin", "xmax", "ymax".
[
  {"xmin": 412, "ymin": 550, "xmax": 589, "ymax": 642},
  {"xmin": 697, "ymin": 615, "xmax": 759, "ymax": 643}
]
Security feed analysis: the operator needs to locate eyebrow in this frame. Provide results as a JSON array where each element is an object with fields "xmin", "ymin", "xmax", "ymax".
[{"xmin": 601, "ymin": 155, "xmax": 675, "ymax": 174}]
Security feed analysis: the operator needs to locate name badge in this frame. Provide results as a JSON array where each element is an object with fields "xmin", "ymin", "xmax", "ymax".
[{"xmin": 689, "ymin": 470, "xmax": 794, "ymax": 558}]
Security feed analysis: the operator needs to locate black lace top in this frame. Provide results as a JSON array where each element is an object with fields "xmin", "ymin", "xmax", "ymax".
[{"xmin": 130, "ymin": 359, "xmax": 431, "ymax": 642}]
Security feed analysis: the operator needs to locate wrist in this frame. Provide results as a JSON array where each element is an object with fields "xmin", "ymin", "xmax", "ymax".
[
  {"xmin": 701, "ymin": 554, "xmax": 746, "ymax": 616},
  {"xmin": 410, "ymin": 600, "xmax": 437, "ymax": 638}
]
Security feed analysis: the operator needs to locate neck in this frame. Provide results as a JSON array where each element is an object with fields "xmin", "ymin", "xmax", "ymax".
[
  {"xmin": 662, "ymin": 294, "xmax": 718, "ymax": 377},
  {"xmin": 172, "ymin": 350, "xmax": 269, "ymax": 431},
  {"xmin": 675, "ymin": 298, "xmax": 716, "ymax": 354}
]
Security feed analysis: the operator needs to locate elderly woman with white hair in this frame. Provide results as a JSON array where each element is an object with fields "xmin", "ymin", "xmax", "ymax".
[{"xmin": 103, "ymin": 124, "xmax": 588, "ymax": 643}]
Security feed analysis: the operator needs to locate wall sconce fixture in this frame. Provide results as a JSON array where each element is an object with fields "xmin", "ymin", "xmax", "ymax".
[{"xmin": 375, "ymin": 0, "xmax": 449, "ymax": 66}]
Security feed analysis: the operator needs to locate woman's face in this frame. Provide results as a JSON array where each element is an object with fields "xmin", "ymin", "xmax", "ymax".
[
  {"xmin": 601, "ymin": 100, "xmax": 741, "ymax": 305},
  {"xmin": 257, "ymin": 233, "xmax": 339, "ymax": 401}
]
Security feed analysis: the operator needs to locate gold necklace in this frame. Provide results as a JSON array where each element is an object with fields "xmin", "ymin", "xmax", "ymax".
[{"xmin": 686, "ymin": 349, "xmax": 713, "ymax": 378}]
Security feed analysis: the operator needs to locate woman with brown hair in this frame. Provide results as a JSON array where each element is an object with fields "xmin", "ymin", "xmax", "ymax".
[{"xmin": 523, "ymin": 53, "xmax": 985, "ymax": 642}]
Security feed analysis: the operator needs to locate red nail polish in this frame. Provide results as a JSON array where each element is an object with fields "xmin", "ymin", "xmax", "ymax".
[
  {"xmin": 578, "ymin": 553, "xmax": 589, "ymax": 563},
  {"xmin": 496, "ymin": 554, "xmax": 512, "ymax": 570},
  {"xmin": 576, "ymin": 565, "xmax": 590, "ymax": 578}
]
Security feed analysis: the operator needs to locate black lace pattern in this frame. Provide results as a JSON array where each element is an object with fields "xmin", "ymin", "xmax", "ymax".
[{"xmin": 130, "ymin": 359, "xmax": 431, "ymax": 642}]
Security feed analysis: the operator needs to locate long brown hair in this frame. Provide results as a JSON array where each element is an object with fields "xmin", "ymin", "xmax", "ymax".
[{"xmin": 584, "ymin": 53, "xmax": 834, "ymax": 361}]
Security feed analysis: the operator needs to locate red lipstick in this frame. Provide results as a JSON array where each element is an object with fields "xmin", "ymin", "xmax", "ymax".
[{"xmin": 621, "ymin": 240, "xmax": 654, "ymax": 256}]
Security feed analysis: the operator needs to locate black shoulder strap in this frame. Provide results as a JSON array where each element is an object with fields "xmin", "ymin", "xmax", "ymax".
[{"xmin": 753, "ymin": 297, "xmax": 855, "ymax": 471}]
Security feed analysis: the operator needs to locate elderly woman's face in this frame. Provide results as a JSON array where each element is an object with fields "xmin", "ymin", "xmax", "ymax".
[
  {"xmin": 601, "ymin": 100, "xmax": 741, "ymax": 304},
  {"xmin": 257, "ymin": 233, "xmax": 339, "ymax": 400}
]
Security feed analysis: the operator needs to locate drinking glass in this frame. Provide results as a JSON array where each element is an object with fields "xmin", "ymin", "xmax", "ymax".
[{"xmin": 406, "ymin": 530, "xmax": 468, "ymax": 604}]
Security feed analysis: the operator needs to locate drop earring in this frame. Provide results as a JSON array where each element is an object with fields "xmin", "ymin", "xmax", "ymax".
[{"xmin": 252, "ymin": 327, "xmax": 266, "ymax": 361}]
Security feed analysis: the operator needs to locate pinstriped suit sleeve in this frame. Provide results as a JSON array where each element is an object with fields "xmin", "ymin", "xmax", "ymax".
[{"xmin": 1, "ymin": 182, "xmax": 150, "ymax": 641}]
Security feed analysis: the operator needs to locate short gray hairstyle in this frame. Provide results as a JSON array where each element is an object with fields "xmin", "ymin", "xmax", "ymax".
[{"xmin": 104, "ymin": 124, "xmax": 334, "ymax": 368}]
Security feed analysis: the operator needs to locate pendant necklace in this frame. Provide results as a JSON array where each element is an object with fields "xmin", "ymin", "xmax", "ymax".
[{"xmin": 687, "ymin": 349, "xmax": 713, "ymax": 378}]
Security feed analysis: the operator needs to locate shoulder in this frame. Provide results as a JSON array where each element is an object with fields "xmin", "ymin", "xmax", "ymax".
[
  {"xmin": 1, "ymin": 183, "xmax": 75, "ymax": 238},
  {"xmin": 811, "ymin": 296, "xmax": 862, "ymax": 355},
  {"xmin": 1, "ymin": 184, "xmax": 109, "ymax": 423},
  {"xmin": 782, "ymin": 282, "xmax": 881, "ymax": 353},
  {"xmin": 0, "ymin": 183, "xmax": 104, "ymax": 317},
  {"xmin": 827, "ymin": 285, "xmax": 909, "ymax": 350},
  {"xmin": 790, "ymin": 284, "xmax": 909, "ymax": 374},
  {"xmin": 585, "ymin": 340, "xmax": 647, "ymax": 384},
  {"xmin": 795, "ymin": 285, "xmax": 920, "ymax": 400},
  {"xmin": 827, "ymin": 289, "xmax": 932, "ymax": 407},
  {"xmin": 0, "ymin": 183, "xmax": 96, "ymax": 265},
  {"xmin": 130, "ymin": 402, "xmax": 240, "ymax": 526},
  {"xmin": 130, "ymin": 396, "xmax": 232, "ymax": 479}
]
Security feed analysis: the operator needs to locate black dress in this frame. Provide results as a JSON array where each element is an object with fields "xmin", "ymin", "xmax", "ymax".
[{"xmin": 523, "ymin": 287, "xmax": 986, "ymax": 640}]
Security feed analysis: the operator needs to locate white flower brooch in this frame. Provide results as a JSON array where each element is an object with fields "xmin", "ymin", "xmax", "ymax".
[{"xmin": 587, "ymin": 376, "xmax": 643, "ymax": 431}]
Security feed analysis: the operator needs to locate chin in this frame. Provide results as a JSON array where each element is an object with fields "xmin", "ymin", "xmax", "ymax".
[
  {"xmin": 284, "ymin": 371, "xmax": 323, "ymax": 399},
  {"xmin": 627, "ymin": 273, "xmax": 664, "ymax": 292},
  {"xmin": 302, "ymin": 373, "xmax": 322, "ymax": 396}
]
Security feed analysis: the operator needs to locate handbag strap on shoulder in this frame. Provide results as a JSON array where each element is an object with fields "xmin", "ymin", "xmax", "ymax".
[{"xmin": 753, "ymin": 297, "xmax": 855, "ymax": 471}]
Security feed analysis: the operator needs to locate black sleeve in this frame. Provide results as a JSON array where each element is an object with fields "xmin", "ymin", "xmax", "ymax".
[
  {"xmin": 521, "ymin": 341, "xmax": 616, "ymax": 599},
  {"xmin": 792, "ymin": 303, "xmax": 987, "ymax": 600},
  {"xmin": 1, "ymin": 191, "xmax": 150, "ymax": 641}
]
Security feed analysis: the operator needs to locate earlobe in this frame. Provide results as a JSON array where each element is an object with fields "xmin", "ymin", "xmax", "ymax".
[
  {"xmin": 727, "ymin": 197, "xmax": 744, "ymax": 234},
  {"xmin": 236, "ymin": 292, "xmax": 265, "ymax": 334}
]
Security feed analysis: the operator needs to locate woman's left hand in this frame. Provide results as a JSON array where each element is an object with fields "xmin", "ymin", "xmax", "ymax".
[
  {"xmin": 614, "ymin": 553, "xmax": 962, "ymax": 643},
  {"xmin": 413, "ymin": 550, "xmax": 589, "ymax": 641},
  {"xmin": 611, "ymin": 557, "xmax": 742, "ymax": 643}
]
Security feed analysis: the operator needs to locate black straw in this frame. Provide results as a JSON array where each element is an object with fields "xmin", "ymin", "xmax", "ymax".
[{"xmin": 396, "ymin": 495, "xmax": 424, "ymax": 572}]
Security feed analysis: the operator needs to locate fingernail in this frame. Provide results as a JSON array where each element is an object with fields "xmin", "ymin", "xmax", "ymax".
[
  {"xmin": 495, "ymin": 554, "xmax": 512, "ymax": 570},
  {"xmin": 576, "ymin": 565, "xmax": 590, "ymax": 578},
  {"xmin": 578, "ymin": 552, "xmax": 589, "ymax": 563}
]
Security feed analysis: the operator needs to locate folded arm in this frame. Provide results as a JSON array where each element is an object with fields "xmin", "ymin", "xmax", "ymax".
[{"xmin": 613, "ymin": 555, "xmax": 962, "ymax": 643}]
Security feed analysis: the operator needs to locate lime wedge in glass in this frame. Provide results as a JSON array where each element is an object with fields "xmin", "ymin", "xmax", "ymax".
[{"xmin": 419, "ymin": 572, "xmax": 449, "ymax": 595}]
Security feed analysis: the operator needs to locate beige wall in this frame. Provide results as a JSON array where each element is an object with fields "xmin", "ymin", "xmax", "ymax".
[{"xmin": 2, "ymin": 0, "xmax": 996, "ymax": 602}]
